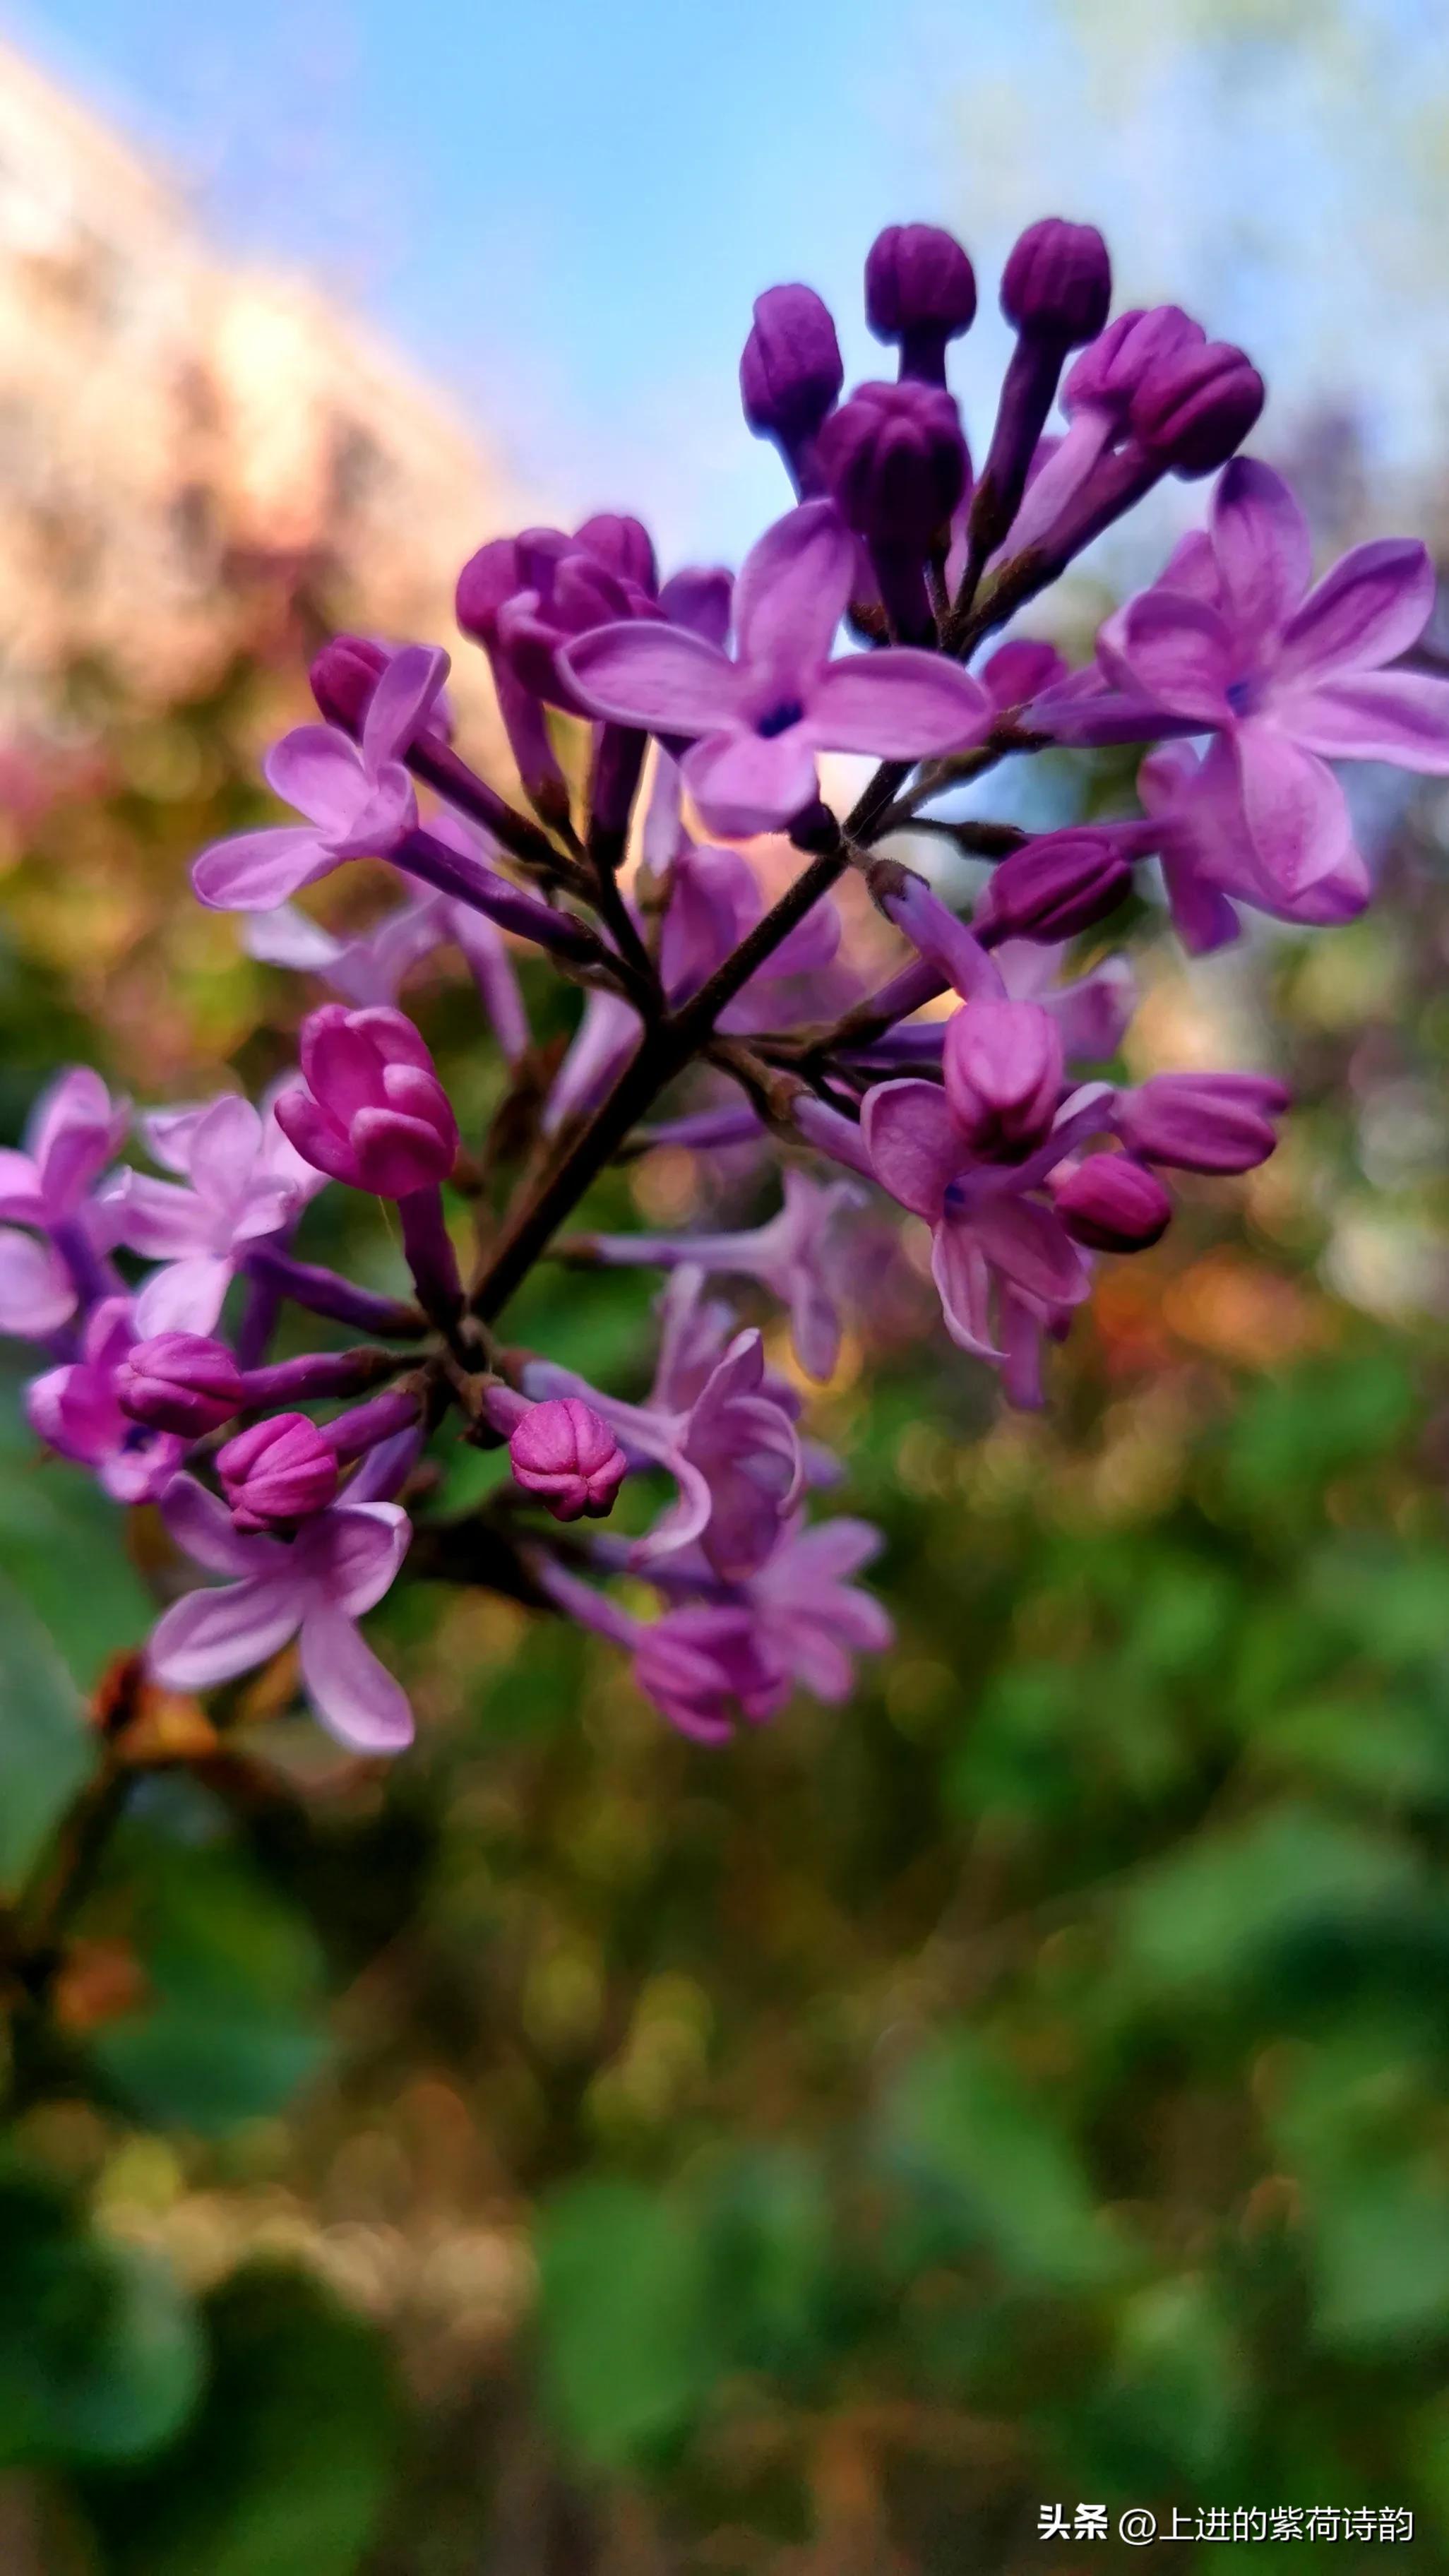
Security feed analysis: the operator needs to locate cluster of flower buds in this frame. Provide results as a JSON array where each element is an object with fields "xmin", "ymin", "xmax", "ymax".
[{"xmin": 7, "ymin": 209, "xmax": 1448, "ymax": 1762}]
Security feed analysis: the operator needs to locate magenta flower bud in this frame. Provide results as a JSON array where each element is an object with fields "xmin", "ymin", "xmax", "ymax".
[
  {"xmin": 978, "ymin": 830, "xmax": 1133, "ymax": 943},
  {"xmin": 217, "ymin": 1412, "xmax": 340, "ymax": 1532},
  {"xmin": 1116, "ymin": 1074, "xmax": 1289, "ymax": 1174},
  {"xmin": 276, "ymin": 1005, "xmax": 459, "ymax": 1199},
  {"xmin": 864, "ymin": 224, "xmax": 977, "ymax": 383},
  {"xmin": 508, "ymin": 1396, "xmax": 628, "ymax": 1522},
  {"xmin": 1128, "ymin": 338, "xmax": 1264, "ymax": 477},
  {"xmin": 943, "ymin": 1000, "xmax": 1063, "ymax": 1156},
  {"xmin": 1062, "ymin": 305, "xmax": 1205, "ymax": 423},
  {"xmin": 455, "ymin": 536, "xmax": 523, "ymax": 648},
  {"xmin": 117, "ymin": 1332, "xmax": 244, "ymax": 1437},
  {"xmin": 575, "ymin": 513, "xmax": 658, "ymax": 597},
  {"xmin": 1053, "ymin": 1154, "xmax": 1172, "ymax": 1251},
  {"xmin": 1001, "ymin": 218, "xmax": 1111, "ymax": 345},
  {"xmin": 310, "ymin": 633, "xmax": 388, "ymax": 730},
  {"xmin": 740, "ymin": 285, "xmax": 845, "ymax": 459},
  {"xmin": 817, "ymin": 381, "xmax": 968, "ymax": 550}
]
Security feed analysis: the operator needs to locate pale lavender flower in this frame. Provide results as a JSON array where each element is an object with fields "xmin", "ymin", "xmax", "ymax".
[
  {"xmin": 113, "ymin": 1095, "xmax": 322, "ymax": 1337},
  {"xmin": 147, "ymin": 1468, "xmax": 413, "ymax": 1752},
  {"xmin": 583, "ymin": 1169, "xmax": 861, "ymax": 1381},
  {"xmin": 192, "ymin": 646, "xmax": 448, "ymax": 911},
  {"xmin": 26, "ymin": 1298, "xmax": 184, "ymax": 1502}
]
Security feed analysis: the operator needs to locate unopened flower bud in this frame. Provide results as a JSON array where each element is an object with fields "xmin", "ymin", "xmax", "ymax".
[
  {"xmin": 817, "ymin": 381, "xmax": 968, "ymax": 549},
  {"xmin": 1128, "ymin": 338, "xmax": 1265, "ymax": 477},
  {"xmin": 218, "ymin": 1412, "xmax": 339, "ymax": 1532},
  {"xmin": 575, "ymin": 513, "xmax": 658, "ymax": 597},
  {"xmin": 1001, "ymin": 218, "xmax": 1111, "ymax": 345},
  {"xmin": 943, "ymin": 1001, "xmax": 1063, "ymax": 1155},
  {"xmin": 1116, "ymin": 1073, "xmax": 1288, "ymax": 1173},
  {"xmin": 864, "ymin": 224, "xmax": 977, "ymax": 383},
  {"xmin": 455, "ymin": 537, "xmax": 523, "ymax": 648},
  {"xmin": 1063, "ymin": 305, "xmax": 1204, "ymax": 423},
  {"xmin": 117, "ymin": 1332, "xmax": 244, "ymax": 1437},
  {"xmin": 978, "ymin": 830, "xmax": 1133, "ymax": 943},
  {"xmin": 740, "ymin": 285, "xmax": 844, "ymax": 453},
  {"xmin": 508, "ymin": 1396, "xmax": 628, "ymax": 1522},
  {"xmin": 277, "ymin": 1006, "xmax": 458, "ymax": 1199},
  {"xmin": 1054, "ymin": 1153, "xmax": 1172, "ymax": 1251},
  {"xmin": 310, "ymin": 634, "xmax": 389, "ymax": 731}
]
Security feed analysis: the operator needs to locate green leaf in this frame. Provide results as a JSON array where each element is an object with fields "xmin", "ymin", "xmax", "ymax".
[
  {"xmin": 535, "ymin": 2179, "xmax": 718, "ymax": 2469},
  {"xmin": 1119, "ymin": 1806, "xmax": 1421, "ymax": 2002},
  {"xmin": 0, "ymin": 1373, "xmax": 153, "ymax": 1688},
  {"xmin": 0, "ymin": 1566, "xmax": 94, "ymax": 1892},
  {"xmin": 876, "ymin": 2029, "xmax": 1119, "ymax": 2290},
  {"xmin": 0, "ymin": 2167, "xmax": 202, "ymax": 2469},
  {"xmin": 80, "ymin": 2264, "xmax": 399, "ymax": 2576}
]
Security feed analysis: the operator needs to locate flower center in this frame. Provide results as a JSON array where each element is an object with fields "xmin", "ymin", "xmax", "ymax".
[
  {"xmin": 1225, "ymin": 676, "xmax": 1258, "ymax": 717},
  {"xmin": 756, "ymin": 698, "xmax": 805, "ymax": 739}
]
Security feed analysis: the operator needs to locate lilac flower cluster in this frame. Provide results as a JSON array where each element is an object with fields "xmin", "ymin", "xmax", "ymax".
[{"xmin": 8, "ymin": 216, "xmax": 1447, "ymax": 1755}]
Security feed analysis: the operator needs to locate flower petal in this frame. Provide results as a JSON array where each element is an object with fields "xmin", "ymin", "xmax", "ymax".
[
  {"xmin": 971, "ymin": 1195, "xmax": 1091, "ymax": 1308},
  {"xmin": 148, "ymin": 1576, "xmax": 300, "ymax": 1690},
  {"xmin": 732, "ymin": 500, "xmax": 855, "ymax": 686},
  {"xmin": 861, "ymin": 1079, "xmax": 962, "ymax": 1220},
  {"xmin": 244, "ymin": 904, "xmax": 347, "ymax": 974},
  {"xmin": 1234, "ymin": 717, "xmax": 1354, "ymax": 898},
  {"xmin": 133, "ymin": 1253, "xmax": 236, "ymax": 1337},
  {"xmin": 163, "ymin": 1473, "xmax": 282, "ymax": 1575},
  {"xmin": 1210, "ymin": 457, "xmax": 1311, "ymax": 636},
  {"xmin": 112, "ymin": 1174, "xmax": 210, "ymax": 1258},
  {"xmin": 192, "ymin": 825, "xmax": 336, "ymax": 912},
  {"xmin": 264, "ymin": 724, "xmax": 366, "ymax": 831},
  {"xmin": 681, "ymin": 726, "xmax": 819, "ymax": 839},
  {"xmin": 298, "ymin": 1604, "xmax": 414, "ymax": 1753},
  {"xmin": 929, "ymin": 1215, "xmax": 1000, "ymax": 1356},
  {"xmin": 0, "ymin": 1151, "xmax": 44, "ymax": 1224},
  {"xmin": 186, "ymin": 1095, "xmax": 263, "ymax": 1214},
  {"xmin": 810, "ymin": 652, "xmax": 992, "ymax": 758},
  {"xmin": 309, "ymin": 1499, "xmax": 411, "ymax": 1616},
  {"xmin": 1275, "ymin": 539, "xmax": 1434, "ymax": 686},
  {"xmin": 360, "ymin": 644, "xmax": 450, "ymax": 770},
  {"xmin": 1117, "ymin": 592, "xmax": 1235, "ymax": 724},
  {"xmin": 1276, "ymin": 670, "xmax": 1449, "ymax": 772},
  {"xmin": 0, "ymin": 1229, "xmax": 76, "ymax": 1335},
  {"xmin": 561, "ymin": 623, "xmax": 739, "ymax": 735}
]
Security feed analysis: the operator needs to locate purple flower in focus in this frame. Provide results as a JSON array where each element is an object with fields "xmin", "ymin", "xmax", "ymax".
[
  {"xmin": 584, "ymin": 1168, "xmax": 862, "ymax": 1381},
  {"xmin": 192, "ymin": 647, "xmax": 448, "ymax": 912},
  {"xmin": 117, "ymin": 1332, "xmax": 244, "ymax": 1436},
  {"xmin": 507, "ymin": 1395, "xmax": 630, "ymax": 1522},
  {"xmin": 113, "ymin": 1095, "xmax": 321, "ymax": 1337},
  {"xmin": 218, "ymin": 1412, "xmax": 340, "ymax": 1532},
  {"xmin": 148, "ymin": 1469, "xmax": 413, "ymax": 1752},
  {"xmin": 561, "ymin": 501, "xmax": 992, "ymax": 838},
  {"xmin": 1105, "ymin": 459, "xmax": 1449, "ymax": 896},
  {"xmin": 27, "ymin": 1299, "xmax": 185, "ymax": 1502},
  {"xmin": 275, "ymin": 1006, "xmax": 458, "ymax": 1198},
  {"xmin": 1136, "ymin": 739, "xmax": 1369, "ymax": 952},
  {"xmin": 864, "ymin": 225, "xmax": 977, "ymax": 386}
]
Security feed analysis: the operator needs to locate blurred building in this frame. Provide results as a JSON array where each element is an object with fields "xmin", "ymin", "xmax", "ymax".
[{"xmin": 0, "ymin": 41, "xmax": 516, "ymax": 718}]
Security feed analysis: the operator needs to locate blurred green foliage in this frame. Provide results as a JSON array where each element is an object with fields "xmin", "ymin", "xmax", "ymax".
[{"xmin": 1, "ymin": 624, "xmax": 1449, "ymax": 2571}]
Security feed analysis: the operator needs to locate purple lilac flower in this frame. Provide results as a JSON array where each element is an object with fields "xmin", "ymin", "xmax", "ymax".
[
  {"xmin": 147, "ymin": 1468, "xmax": 413, "ymax": 1752},
  {"xmin": 582, "ymin": 1168, "xmax": 862, "ymax": 1382},
  {"xmin": 863, "ymin": 225, "xmax": 977, "ymax": 387},
  {"xmin": 1136, "ymin": 739, "xmax": 1369, "ymax": 953},
  {"xmin": 1051, "ymin": 1152, "xmax": 1172, "ymax": 1251},
  {"xmin": 1115, "ymin": 1073, "xmax": 1288, "ymax": 1173},
  {"xmin": 218, "ymin": 1412, "xmax": 340, "ymax": 1532},
  {"xmin": 484, "ymin": 1388, "xmax": 629, "ymax": 1522},
  {"xmin": 817, "ymin": 379, "xmax": 970, "ymax": 640},
  {"xmin": 0, "ymin": 1067, "xmax": 130, "ymax": 1331},
  {"xmin": 1102, "ymin": 458, "xmax": 1449, "ymax": 896},
  {"xmin": 561, "ymin": 501, "xmax": 992, "ymax": 838},
  {"xmin": 117, "ymin": 1331, "xmax": 245, "ymax": 1436},
  {"xmin": 192, "ymin": 646, "xmax": 448, "ymax": 911},
  {"xmin": 112, "ymin": 1094, "xmax": 321, "ymax": 1337},
  {"xmin": 26, "ymin": 1299, "xmax": 185, "ymax": 1502},
  {"xmin": 740, "ymin": 284, "xmax": 845, "ymax": 494},
  {"xmin": 0, "ymin": 1229, "xmax": 77, "ymax": 1337}
]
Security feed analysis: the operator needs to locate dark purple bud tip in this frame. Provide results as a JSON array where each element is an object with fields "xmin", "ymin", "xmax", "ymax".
[
  {"xmin": 865, "ymin": 225, "xmax": 977, "ymax": 369},
  {"xmin": 1001, "ymin": 218, "xmax": 1111, "ymax": 345},
  {"xmin": 508, "ymin": 1396, "xmax": 628, "ymax": 1522},
  {"xmin": 310, "ymin": 634, "xmax": 389, "ymax": 732},
  {"xmin": 1054, "ymin": 1153, "xmax": 1172, "ymax": 1252},
  {"xmin": 943, "ymin": 1000, "xmax": 1063, "ymax": 1155},
  {"xmin": 1115, "ymin": 1073, "xmax": 1289, "ymax": 1174},
  {"xmin": 1063, "ymin": 305, "xmax": 1203, "ymax": 422},
  {"xmin": 1129, "ymin": 340, "xmax": 1265, "ymax": 477},
  {"xmin": 740, "ymin": 285, "xmax": 845, "ymax": 445},
  {"xmin": 117, "ymin": 1332, "xmax": 244, "ymax": 1437},
  {"xmin": 218, "ymin": 1412, "xmax": 340, "ymax": 1532},
  {"xmin": 816, "ymin": 379, "xmax": 968, "ymax": 549},
  {"xmin": 978, "ymin": 828, "xmax": 1133, "ymax": 943}
]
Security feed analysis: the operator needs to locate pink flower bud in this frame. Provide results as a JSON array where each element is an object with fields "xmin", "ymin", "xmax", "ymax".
[
  {"xmin": 508, "ymin": 1396, "xmax": 628, "ymax": 1523},
  {"xmin": 117, "ymin": 1333, "xmax": 244, "ymax": 1436},
  {"xmin": 943, "ymin": 1001, "xmax": 1063, "ymax": 1155},
  {"xmin": 978, "ymin": 829, "xmax": 1133, "ymax": 943},
  {"xmin": 276, "ymin": 1005, "xmax": 459, "ymax": 1199},
  {"xmin": 1054, "ymin": 1154, "xmax": 1172, "ymax": 1251},
  {"xmin": 217, "ymin": 1412, "xmax": 340, "ymax": 1532},
  {"xmin": 1116, "ymin": 1073, "xmax": 1289, "ymax": 1174}
]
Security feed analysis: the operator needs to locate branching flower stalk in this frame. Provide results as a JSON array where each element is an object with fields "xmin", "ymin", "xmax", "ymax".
[{"xmin": 6, "ymin": 214, "xmax": 1449, "ymax": 1760}]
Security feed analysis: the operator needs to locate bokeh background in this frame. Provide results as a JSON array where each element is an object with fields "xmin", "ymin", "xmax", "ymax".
[{"xmin": 1, "ymin": 1, "xmax": 1449, "ymax": 2568}]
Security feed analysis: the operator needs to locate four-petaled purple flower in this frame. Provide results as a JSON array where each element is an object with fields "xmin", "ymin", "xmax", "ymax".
[
  {"xmin": 561, "ymin": 501, "xmax": 992, "ymax": 838},
  {"xmin": 26, "ymin": 1299, "xmax": 185, "ymax": 1503},
  {"xmin": 112, "ymin": 1094, "xmax": 321, "ymax": 1337}
]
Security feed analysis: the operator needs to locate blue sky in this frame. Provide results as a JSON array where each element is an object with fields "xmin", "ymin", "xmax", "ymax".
[{"xmin": 8, "ymin": 0, "xmax": 1449, "ymax": 560}]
